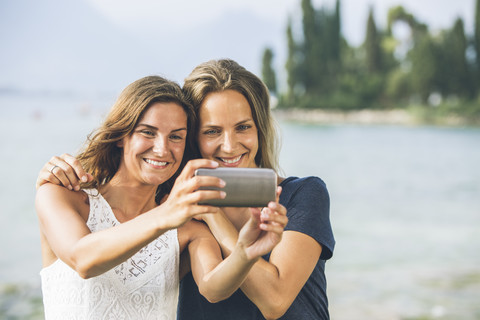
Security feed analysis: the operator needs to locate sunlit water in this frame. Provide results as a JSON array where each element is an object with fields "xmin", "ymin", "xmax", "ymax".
[{"xmin": 1, "ymin": 95, "xmax": 479, "ymax": 319}]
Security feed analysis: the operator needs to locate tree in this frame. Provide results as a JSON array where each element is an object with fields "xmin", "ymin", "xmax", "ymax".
[
  {"xmin": 300, "ymin": 0, "xmax": 319, "ymax": 92},
  {"xmin": 285, "ymin": 19, "xmax": 298, "ymax": 102},
  {"xmin": 441, "ymin": 18, "xmax": 472, "ymax": 98},
  {"xmin": 475, "ymin": 0, "xmax": 480, "ymax": 90},
  {"xmin": 365, "ymin": 7, "xmax": 382, "ymax": 73},
  {"xmin": 261, "ymin": 48, "xmax": 277, "ymax": 94}
]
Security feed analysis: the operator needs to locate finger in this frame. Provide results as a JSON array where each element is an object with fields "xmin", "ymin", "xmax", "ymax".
[
  {"xmin": 47, "ymin": 155, "xmax": 84, "ymax": 191},
  {"xmin": 190, "ymin": 175, "xmax": 225, "ymax": 191},
  {"xmin": 49, "ymin": 163, "xmax": 75, "ymax": 190},
  {"xmin": 188, "ymin": 189, "xmax": 226, "ymax": 204},
  {"xmin": 263, "ymin": 213, "xmax": 289, "ymax": 228},
  {"xmin": 192, "ymin": 205, "xmax": 221, "ymax": 216},
  {"xmin": 275, "ymin": 186, "xmax": 282, "ymax": 203},
  {"xmin": 60, "ymin": 153, "xmax": 90, "ymax": 183},
  {"xmin": 259, "ymin": 223, "xmax": 285, "ymax": 235},
  {"xmin": 267, "ymin": 201, "xmax": 287, "ymax": 216},
  {"xmin": 40, "ymin": 159, "xmax": 73, "ymax": 190},
  {"xmin": 181, "ymin": 159, "xmax": 219, "ymax": 179},
  {"xmin": 261, "ymin": 207, "xmax": 288, "ymax": 226},
  {"xmin": 36, "ymin": 171, "xmax": 62, "ymax": 189}
]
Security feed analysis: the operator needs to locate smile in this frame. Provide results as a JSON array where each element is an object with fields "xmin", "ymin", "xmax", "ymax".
[
  {"xmin": 144, "ymin": 159, "xmax": 168, "ymax": 167},
  {"xmin": 218, "ymin": 154, "xmax": 243, "ymax": 165}
]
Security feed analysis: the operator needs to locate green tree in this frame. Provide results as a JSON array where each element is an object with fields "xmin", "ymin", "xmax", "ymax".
[
  {"xmin": 475, "ymin": 0, "xmax": 480, "ymax": 90},
  {"xmin": 261, "ymin": 48, "xmax": 277, "ymax": 94},
  {"xmin": 365, "ymin": 7, "xmax": 382, "ymax": 73},
  {"xmin": 285, "ymin": 19, "xmax": 298, "ymax": 103},
  {"xmin": 441, "ymin": 18, "xmax": 472, "ymax": 98},
  {"xmin": 300, "ymin": 0, "xmax": 319, "ymax": 92}
]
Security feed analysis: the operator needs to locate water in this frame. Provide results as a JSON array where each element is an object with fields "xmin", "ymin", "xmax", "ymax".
[{"xmin": 1, "ymin": 95, "xmax": 479, "ymax": 319}]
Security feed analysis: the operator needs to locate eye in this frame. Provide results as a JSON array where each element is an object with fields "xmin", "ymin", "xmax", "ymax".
[
  {"xmin": 170, "ymin": 134, "xmax": 185, "ymax": 141},
  {"xmin": 139, "ymin": 129, "xmax": 155, "ymax": 137},
  {"xmin": 237, "ymin": 124, "xmax": 252, "ymax": 131},
  {"xmin": 203, "ymin": 128, "xmax": 220, "ymax": 136}
]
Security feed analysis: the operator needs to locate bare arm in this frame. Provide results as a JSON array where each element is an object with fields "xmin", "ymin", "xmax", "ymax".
[
  {"xmin": 36, "ymin": 184, "xmax": 172, "ymax": 278},
  {"xmin": 183, "ymin": 202, "xmax": 287, "ymax": 304},
  {"xmin": 202, "ymin": 194, "xmax": 318, "ymax": 319},
  {"xmin": 36, "ymin": 159, "xmax": 225, "ymax": 279}
]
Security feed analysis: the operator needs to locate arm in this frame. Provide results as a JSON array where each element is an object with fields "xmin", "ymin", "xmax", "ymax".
[
  {"xmin": 184, "ymin": 204, "xmax": 287, "ymax": 304},
  {"xmin": 36, "ymin": 159, "xmax": 226, "ymax": 279},
  {"xmin": 202, "ymin": 192, "xmax": 321, "ymax": 319},
  {"xmin": 36, "ymin": 184, "xmax": 172, "ymax": 278}
]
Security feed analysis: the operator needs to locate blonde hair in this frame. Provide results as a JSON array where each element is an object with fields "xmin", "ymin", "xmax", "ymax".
[
  {"xmin": 78, "ymin": 76, "xmax": 196, "ymax": 202},
  {"xmin": 183, "ymin": 59, "xmax": 280, "ymax": 172}
]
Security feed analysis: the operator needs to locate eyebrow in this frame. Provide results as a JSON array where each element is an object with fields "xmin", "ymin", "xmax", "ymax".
[
  {"xmin": 200, "ymin": 118, "xmax": 254, "ymax": 128},
  {"xmin": 137, "ymin": 123, "xmax": 187, "ymax": 132}
]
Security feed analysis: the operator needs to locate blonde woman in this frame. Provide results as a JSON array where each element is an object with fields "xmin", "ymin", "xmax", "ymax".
[{"xmin": 35, "ymin": 75, "xmax": 287, "ymax": 319}]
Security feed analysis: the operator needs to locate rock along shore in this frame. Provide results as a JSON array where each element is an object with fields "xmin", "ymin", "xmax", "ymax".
[{"xmin": 273, "ymin": 108, "xmax": 471, "ymax": 127}]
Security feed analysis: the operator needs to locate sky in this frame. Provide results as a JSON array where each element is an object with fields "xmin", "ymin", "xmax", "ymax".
[{"xmin": 0, "ymin": 0, "xmax": 476, "ymax": 96}]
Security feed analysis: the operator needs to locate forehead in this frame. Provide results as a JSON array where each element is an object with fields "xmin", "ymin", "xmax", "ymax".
[
  {"xmin": 139, "ymin": 102, "xmax": 187, "ymax": 127},
  {"xmin": 199, "ymin": 90, "xmax": 253, "ymax": 124}
]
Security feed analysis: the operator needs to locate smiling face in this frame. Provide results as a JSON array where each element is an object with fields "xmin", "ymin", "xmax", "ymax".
[
  {"xmin": 118, "ymin": 102, "xmax": 188, "ymax": 186},
  {"xmin": 197, "ymin": 89, "xmax": 259, "ymax": 168}
]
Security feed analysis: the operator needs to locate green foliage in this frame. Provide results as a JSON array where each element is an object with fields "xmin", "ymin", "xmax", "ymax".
[
  {"xmin": 365, "ymin": 7, "xmax": 382, "ymax": 73},
  {"xmin": 261, "ymin": 47, "xmax": 277, "ymax": 94},
  {"xmin": 475, "ymin": 0, "xmax": 480, "ymax": 84},
  {"xmin": 275, "ymin": 0, "xmax": 479, "ymax": 122}
]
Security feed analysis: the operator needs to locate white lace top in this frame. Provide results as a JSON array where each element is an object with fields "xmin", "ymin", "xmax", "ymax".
[{"xmin": 40, "ymin": 189, "xmax": 180, "ymax": 320}]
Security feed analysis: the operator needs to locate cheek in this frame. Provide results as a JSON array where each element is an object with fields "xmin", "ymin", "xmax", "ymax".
[
  {"xmin": 172, "ymin": 142, "xmax": 186, "ymax": 159},
  {"xmin": 197, "ymin": 136, "xmax": 214, "ymax": 158},
  {"xmin": 245, "ymin": 133, "xmax": 259, "ymax": 151}
]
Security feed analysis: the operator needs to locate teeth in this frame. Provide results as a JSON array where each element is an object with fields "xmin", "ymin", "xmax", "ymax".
[
  {"xmin": 220, "ymin": 155, "xmax": 242, "ymax": 164},
  {"xmin": 145, "ymin": 159, "xmax": 167, "ymax": 166}
]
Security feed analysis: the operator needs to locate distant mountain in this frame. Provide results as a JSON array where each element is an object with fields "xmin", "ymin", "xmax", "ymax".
[{"xmin": 0, "ymin": 0, "xmax": 286, "ymax": 95}]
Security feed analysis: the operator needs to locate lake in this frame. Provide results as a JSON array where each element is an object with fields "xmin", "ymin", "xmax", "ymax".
[{"xmin": 1, "ymin": 95, "xmax": 479, "ymax": 319}]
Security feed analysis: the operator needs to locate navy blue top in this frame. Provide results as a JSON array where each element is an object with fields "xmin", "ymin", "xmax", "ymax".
[{"xmin": 177, "ymin": 176, "xmax": 335, "ymax": 320}]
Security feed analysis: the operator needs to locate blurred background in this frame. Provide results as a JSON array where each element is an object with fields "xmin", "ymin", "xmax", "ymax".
[{"xmin": 1, "ymin": 0, "xmax": 479, "ymax": 319}]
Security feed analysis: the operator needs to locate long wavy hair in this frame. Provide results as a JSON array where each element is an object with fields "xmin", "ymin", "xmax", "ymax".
[
  {"xmin": 78, "ymin": 75, "xmax": 196, "ymax": 203},
  {"xmin": 183, "ymin": 59, "xmax": 281, "ymax": 173}
]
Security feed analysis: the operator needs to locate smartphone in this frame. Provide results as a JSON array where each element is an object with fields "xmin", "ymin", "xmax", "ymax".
[{"xmin": 194, "ymin": 168, "xmax": 277, "ymax": 207}]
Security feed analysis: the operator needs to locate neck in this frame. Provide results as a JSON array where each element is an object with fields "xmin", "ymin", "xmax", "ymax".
[
  {"xmin": 222, "ymin": 207, "xmax": 251, "ymax": 230},
  {"xmin": 99, "ymin": 175, "xmax": 158, "ymax": 223}
]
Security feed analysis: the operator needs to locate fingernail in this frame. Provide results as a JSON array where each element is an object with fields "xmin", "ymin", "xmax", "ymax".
[
  {"xmin": 220, "ymin": 191, "xmax": 226, "ymax": 198},
  {"xmin": 81, "ymin": 176, "xmax": 88, "ymax": 183},
  {"xmin": 219, "ymin": 179, "xmax": 226, "ymax": 187},
  {"xmin": 74, "ymin": 185, "xmax": 80, "ymax": 191},
  {"xmin": 211, "ymin": 161, "xmax": 219, "ymax": 167},
  {"xmin": 68, "ymin": 185, "xmax": 73, "ymax": 190}
]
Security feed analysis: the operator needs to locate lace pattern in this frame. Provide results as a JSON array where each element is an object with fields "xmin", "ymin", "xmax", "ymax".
[{"xmin": 40, "ymin": 189, "xmax": 179, "ymax": 320}]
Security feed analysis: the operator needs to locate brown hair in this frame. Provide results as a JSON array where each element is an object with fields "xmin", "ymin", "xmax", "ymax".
[
  {"xmin": 78, "ymin": 75, "xmax": 196, "ymax": 202},
  {"xmin": 183, "ymin": 59, "xmax": 280, "ymax": 172}
]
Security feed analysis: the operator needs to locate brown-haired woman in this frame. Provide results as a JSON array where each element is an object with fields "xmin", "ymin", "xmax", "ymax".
[{"xmin": 35, "ymin": 75, "xmax": 287, "ymax": 320}]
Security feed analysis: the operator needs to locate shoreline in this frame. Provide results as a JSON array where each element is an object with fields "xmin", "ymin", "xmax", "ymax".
[{"xmin": 273, "ymin": 108, "xmax": 478, "ymax": 127}]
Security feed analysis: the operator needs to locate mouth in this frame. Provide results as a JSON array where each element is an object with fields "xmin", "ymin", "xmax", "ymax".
[
  {"xmin": 216, "ymin": 154, "xmax": 244, "ymax": 167},
  {"xmin": 144, "ymin": 158, "xmax": 168, "ymax": 168}
]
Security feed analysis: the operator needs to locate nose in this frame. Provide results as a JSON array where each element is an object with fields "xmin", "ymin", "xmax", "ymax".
[
  {"xmin": 221, "ymin": 132, "xmax": 237, "ymax": 153},
  {"xmin": 152, "ymin": 136, "xmax": 168, "ymax": 156}
]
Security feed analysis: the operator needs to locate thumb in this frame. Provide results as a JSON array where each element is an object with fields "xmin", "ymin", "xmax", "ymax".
[{"xmin": 249, "ymin": 207, "xmax": 262, "ymax": 225}]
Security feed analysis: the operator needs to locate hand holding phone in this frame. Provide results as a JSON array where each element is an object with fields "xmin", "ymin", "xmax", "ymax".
[{"xmin": 195, "ymin": 168, "xmax": 277, "ymax": 207}]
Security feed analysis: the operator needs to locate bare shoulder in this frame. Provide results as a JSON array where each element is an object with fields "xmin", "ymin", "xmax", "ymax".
[{"xmin": 36, "ymin": 184, "xmax": 90, "ymax": 221}]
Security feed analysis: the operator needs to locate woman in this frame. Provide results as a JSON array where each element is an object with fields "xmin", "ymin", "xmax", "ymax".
[
  {"xmin": 35, "ymin": 75, "xmax": 287, "ymax": 320},
  {"xmin": 37, "ymin": 59, "xmax": 335, "ymax": 319}
]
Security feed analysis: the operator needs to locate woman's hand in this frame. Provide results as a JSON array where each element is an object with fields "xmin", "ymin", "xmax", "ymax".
[
  {"xmin": 237, "ymin": 187, "xmax": 288, "ymax": 260},
  {"xmin": 156, "ymin": 159, "xmax": 226, "ymax": 229},
  {"xmin": 36, "ymin": 154, "xmax": 93, "ymax": 190}
]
